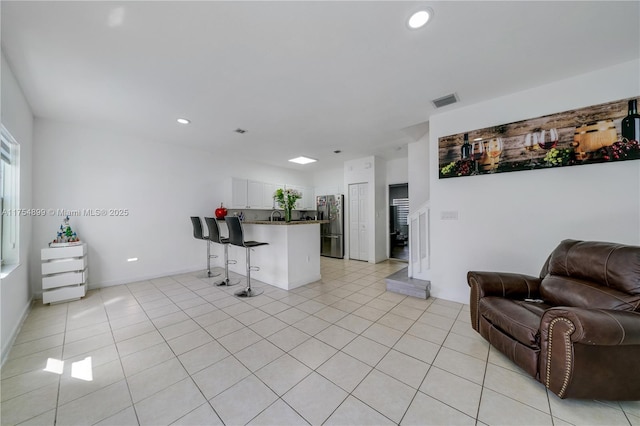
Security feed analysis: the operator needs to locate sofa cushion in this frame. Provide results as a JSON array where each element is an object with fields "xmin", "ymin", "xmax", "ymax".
[
  {"xmin": 548, "ymin": 240, "xmax": 640, "ymax": 296},
  {"xmin": 479, "ymin": 297, "xmax": 549, "ymax": 347},
  {"xmin": 540, "ymin": 275, "xmax": 640, "ymax": 311}
]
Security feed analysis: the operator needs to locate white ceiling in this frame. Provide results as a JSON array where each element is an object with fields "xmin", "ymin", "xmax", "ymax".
[{"xmin": 2, "ymin": 1, "xmax": 639, "ymax": 171}]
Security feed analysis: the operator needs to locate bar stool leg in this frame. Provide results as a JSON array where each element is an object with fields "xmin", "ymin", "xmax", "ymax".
[
  {"xmin": 206, "ymin": 240, "xmax": 211, "ymax": 276},
  {"xmin": 215, "ymin": 243, "xmax": 239, "ymax": 286},
  {"xmin": 203, "ymin": 241, "xmax": 221, "ymax": 279},
  {"xmin": 234, "ymin": 247, "xmax": 263, "ymax": 297}
]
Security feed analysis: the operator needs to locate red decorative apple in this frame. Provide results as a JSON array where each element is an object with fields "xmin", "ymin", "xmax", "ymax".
[{"xmin": 215, "ymin": 203, "xmax": 227, "ymax": 219}]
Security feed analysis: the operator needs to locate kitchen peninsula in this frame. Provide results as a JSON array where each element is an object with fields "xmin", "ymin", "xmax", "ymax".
[{"xmin": 222, "ymin": 219, "xmax": 328, "ymax": 291}]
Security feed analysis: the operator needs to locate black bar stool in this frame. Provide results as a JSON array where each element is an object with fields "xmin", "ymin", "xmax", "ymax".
[
  {"xmin": 224, "ymin": 216, "xmax": 268, "ymax": 297},
  {"xmin": 204, "ymin": 217, "xmax": 240, "ymax": 287},
  {"xmin": 190, "ymin": 216, "xmax": 221, "ymax": 278}
]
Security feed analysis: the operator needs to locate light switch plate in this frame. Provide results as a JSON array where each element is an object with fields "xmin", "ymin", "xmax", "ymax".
[{"xmin": 441, "ymin": 210, "xmax": 459, "ymax": 220}]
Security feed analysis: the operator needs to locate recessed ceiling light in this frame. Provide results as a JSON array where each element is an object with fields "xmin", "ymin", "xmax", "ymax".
[
  {"xmin": 408, "ymin": 9, "xmax": 432, "ymax": 29},
  {"xmin": 289, "ymin": 156, "xmax": 317, "ymax": 165},
  {"xmin": 177, "ymin": 118, "xmax": 190, "ymax": 124}
]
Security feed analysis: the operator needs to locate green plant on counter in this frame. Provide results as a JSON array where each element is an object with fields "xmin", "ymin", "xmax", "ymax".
[{"xmin": 274, "ymin": 188, "xmax": 302, "ymax": 221}]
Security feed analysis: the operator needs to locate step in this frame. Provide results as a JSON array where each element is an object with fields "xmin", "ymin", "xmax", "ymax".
[{"xmin": 385, "ymin": 267, "xmax": 430, "ymax": 299}]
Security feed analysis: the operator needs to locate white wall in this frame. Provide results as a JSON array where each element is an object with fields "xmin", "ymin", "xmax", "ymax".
[
  {"xmin": 1, "ymin": 52, "xmax": 34, "ymax": 363},
  {"xmin": 374, "ymin": 156, "xmax": 387, "ymax": 263},
  {"xmin": 408, "ymin": 134, "xmax": 429, "ymax": 212},
  {"xmin": 313, "ymin": 167, "xmax": 344, "ymax": 196},
  {"xmin": 386, "ymin": 157, "xmax": 408, "ymax": 186},
  {"xmin": 407, "ymin": 133, "xmax": 431, "ymax": 280},
  {"xmin": 429, "ymin": 59, "xmax": 640, "ymax": 304},
  {"xmin": 31, "ymin": 119, "xmax": 312, "ymax": 293}
]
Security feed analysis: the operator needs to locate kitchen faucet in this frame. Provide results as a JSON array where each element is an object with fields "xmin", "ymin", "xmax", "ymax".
[{"xmin": 270, "ymin": 210, "xmax": 282, "ymax": 221}]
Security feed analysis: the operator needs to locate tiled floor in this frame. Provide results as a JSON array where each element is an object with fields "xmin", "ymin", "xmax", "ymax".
[{"xmin": 2, "ymin": 258, "xmax": 639, "ymax": 426}]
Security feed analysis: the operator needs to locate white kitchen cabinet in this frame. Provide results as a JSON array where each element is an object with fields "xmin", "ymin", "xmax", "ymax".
[
  {"xmin": 301, "ymin": 186, "xmax": 315, "ymax": 210},
  {"xmin": 247, "ymin": 180, "xmax": 263, "ymax": 208},
  {"xmin": 287, "ymin": 185, "xmax": 315, "ymax": 210},
  {"xmin": 41, "ymin": 243, "xmax": 88, "ymax": 304},
  {"xmin": 263, "ymin": 182, "xmax": 278, "ymax": 209},
  {"xmin": 227, "ymin": 178, "xmax": 315, "ymax": 210},
  {"xmin": 230, "ymin": 178, "xmax": 264, "ymax": 209},
  {"xmin": 231, "ymin": 177, "xmax": 248, "ymax": 208}
]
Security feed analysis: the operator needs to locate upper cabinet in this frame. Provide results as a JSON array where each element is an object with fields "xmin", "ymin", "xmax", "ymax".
[
  {"xmin": 231, "ymin": 177, "xmax": 249, "ymax": 208},
  {"xmin": 226, "ymin": 178, "xmax": 313, "ymax": 210},
  {"xmin": 302, "ymin": 186, "xmax": 315, "ymax": 210},
  {"xmin": 247, "ymin": 180, "xmax": 264, "ymax": 209},
  {"xmin": 263, "ymin": 182, "xmax": 278, "ymax": 209},
  {"xmin": 230, "ymin": 178, "xmax": 267, "ymax": 209},
  {"xmin": 286, "ymin": 184, "xmax": 315, "ymax": 210}
]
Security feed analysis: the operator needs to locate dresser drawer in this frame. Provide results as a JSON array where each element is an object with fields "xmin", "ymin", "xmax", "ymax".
[
  {"xmin": 43, "ymin": 284, "xmax": 87, "ymax": 304},
  {"xmin": 42, "ymin": 269, "xmax": 87, "ymax": 290},
  {"xmin": 42, "ymin": 257, "xmax": 87, "ymax": 275},
  {"xmin": 41, "ymin": 243, "xmax": 87, "ymax": 261}
]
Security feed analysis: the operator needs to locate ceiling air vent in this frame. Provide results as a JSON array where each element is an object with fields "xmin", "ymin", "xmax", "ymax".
[{"xmin": 432, "ymin": 93, "xmax": 458, "ymax": 108}]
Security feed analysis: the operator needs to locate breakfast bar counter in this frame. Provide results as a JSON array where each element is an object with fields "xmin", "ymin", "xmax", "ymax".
[
  {"xmin": 221, "ymin": 220, "xmax": 327, "ymax": 290},
  {"xmin": 242, "ymin": 220, "xmax": 329, "ymax": 225}
]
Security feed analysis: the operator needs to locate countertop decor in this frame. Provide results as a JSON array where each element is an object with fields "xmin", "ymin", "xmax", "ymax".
[
  {"xmin": 243, "ymin": 220, "xmax": 329, "ymax": 225},
  {"xmin": 273, "ymin": 188, "xmax": 302, "ymax": 222}
]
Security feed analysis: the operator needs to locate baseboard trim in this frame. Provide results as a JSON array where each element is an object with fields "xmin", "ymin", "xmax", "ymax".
[{"xmin": 1, "ymin": 297, "xmax": 34, "ymax": 368}]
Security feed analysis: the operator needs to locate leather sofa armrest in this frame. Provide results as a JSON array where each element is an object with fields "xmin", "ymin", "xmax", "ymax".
[
  {"xmin": 467, "ymin": 271, "xmax": 542, "ymax": 332},
  {"xmin": 467, "ymin": 271, "xmax": 542, "ymax": 298},
  {"xmin": 540, "ymin": 307, "xmax": 640, "ymax": 346},
  {"xmin": 540, "ymin": 307, "xmax": 640, "ymax": 399}
]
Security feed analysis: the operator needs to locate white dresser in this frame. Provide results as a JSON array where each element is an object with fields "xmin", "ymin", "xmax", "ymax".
[{"xmin": 41, "ymin": 243, "xmax": 88, "ymax": 304}]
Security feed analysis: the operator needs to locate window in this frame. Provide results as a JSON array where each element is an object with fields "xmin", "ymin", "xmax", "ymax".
[
  {"xmin": 1, "ymin": 125, "xmax": 20, "ymax": 268},
  {"xmin": 392, "ymin": 197, "xmax": 409, "ymax": 228}
]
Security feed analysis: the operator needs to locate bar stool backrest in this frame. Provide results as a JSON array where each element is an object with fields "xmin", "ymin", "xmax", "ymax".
[
  {"xmin": 191, "ymin": 216, "xmax": 205, "ymax": 240},
  {"xmin": 225, "ymin": 216, "xmax": 245, "ymax": 247},
  {"xmin": 204, "ymin": 217, "xmax": 222, "ymax": 244}
]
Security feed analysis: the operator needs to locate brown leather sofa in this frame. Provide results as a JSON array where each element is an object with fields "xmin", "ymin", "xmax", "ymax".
[{"xmin": 467, "ymin": 239, "xmax": 640, "ymax": 400}]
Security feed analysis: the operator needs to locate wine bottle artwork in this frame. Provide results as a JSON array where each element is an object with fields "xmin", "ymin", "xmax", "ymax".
[
  {"xmin": 461, "ymin": 133, "xmax": 471, "ymax": 160},
  {"xmin": 621, "ymin": 99, "xmax": 640, "ymax": 143},
  {"xmin": 438, "ymin": 96, "xmax": 640, "ymax": 179}
]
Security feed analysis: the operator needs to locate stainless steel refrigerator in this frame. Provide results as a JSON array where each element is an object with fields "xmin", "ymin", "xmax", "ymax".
[{"xmin": 317, "ymin": 194, "xmax": 344, "ymax": 258}]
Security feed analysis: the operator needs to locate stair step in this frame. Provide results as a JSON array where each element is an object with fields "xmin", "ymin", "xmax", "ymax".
[{"xmin": 385, "ymin": 267, "xmax": 430, "ymax": 299}]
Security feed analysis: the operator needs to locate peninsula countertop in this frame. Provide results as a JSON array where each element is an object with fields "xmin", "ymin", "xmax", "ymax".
[
  {"xmin": 219, "ymin": 218, "xmax": 324, "ymax": 290},
  {"xmin": 241, "ymin": 220, "xmax": 329, "ymax": 225}
]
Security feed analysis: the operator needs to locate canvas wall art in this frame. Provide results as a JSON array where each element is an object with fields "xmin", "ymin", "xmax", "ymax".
[{"xmin": 438, "ymin": 96, "xmax": 640, "ymax": 178}]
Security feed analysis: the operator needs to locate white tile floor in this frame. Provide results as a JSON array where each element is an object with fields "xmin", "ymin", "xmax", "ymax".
[{"xmin": 2, "ymin": 257, "xmax": 639, "ymax": 425}]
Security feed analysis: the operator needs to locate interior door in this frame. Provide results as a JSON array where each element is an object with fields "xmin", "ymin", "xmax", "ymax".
[
  {"xmin": 357, "ymin": 184, "xmax": 368, "ymax": 261},
  {"xmin": 349, "ymin": 184, "xmax": 360, "ymax": 260},
  {"xmin": 349, "ymin": 183, "xmax": 368, "ymax": 261}
]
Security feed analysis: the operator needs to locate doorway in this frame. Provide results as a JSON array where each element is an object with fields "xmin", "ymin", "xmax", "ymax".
[
  {"xmin": 349, "ymin": 183, "xmax": 369, "ymax": 261},
  {"xmin": 389, "ymin": 183, "xmax": 409, "ymax": 261}
]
